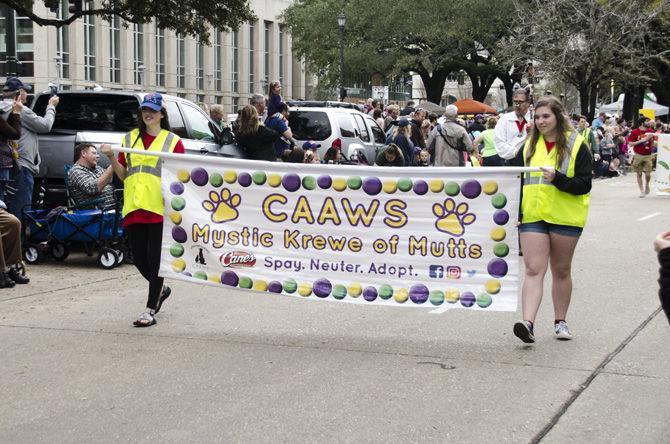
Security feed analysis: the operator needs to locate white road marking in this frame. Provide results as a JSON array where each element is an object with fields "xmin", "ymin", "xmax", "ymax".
[
  {"xmin": 430, "ymin": 306, "xmax": 450, "ymax": 314},
  {"xmin": 637, "ymin": 212, "xmax": 662, "ymax": 222}
]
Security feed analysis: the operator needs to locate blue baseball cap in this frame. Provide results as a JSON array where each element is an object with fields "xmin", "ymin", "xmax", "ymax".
[
  {"xmin": 302, "ymin": 141, "xmax": 321, "ymax": 149},
  {"xmin": 3, "ymin": 77, "xmax": 31, "ymax": 92},
  {"xmin": 141, "ymin": 92, "xmax": 163, "ymax": 111}
]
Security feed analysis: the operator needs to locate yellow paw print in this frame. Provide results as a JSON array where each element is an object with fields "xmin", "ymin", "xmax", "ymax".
[
  {"xmin": 433, "ymin": 198, "xmax": 476, "ymax": 236},
  {"xmin": 202, "ymin": 188, "xmax": 241, "ymax": 223}
]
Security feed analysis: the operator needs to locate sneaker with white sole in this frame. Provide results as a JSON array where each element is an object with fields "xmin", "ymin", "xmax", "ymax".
[
  {"xmin": 513, "ymin": 320, "xmax": 535, "ymax": 344},
  {"xmin": 554, "ymin": 321, "xmax": 573, "ymax": 340}
]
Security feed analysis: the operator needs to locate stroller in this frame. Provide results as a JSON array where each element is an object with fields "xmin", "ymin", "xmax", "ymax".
[{"xmin": 21, "ymin": 165, "xmax": 128, "ymax": 269}]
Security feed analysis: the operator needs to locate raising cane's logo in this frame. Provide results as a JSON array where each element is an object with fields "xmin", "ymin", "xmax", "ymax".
[{"xmin": 220, "ymin": 251, "xmax": 256, "ymax": 268}]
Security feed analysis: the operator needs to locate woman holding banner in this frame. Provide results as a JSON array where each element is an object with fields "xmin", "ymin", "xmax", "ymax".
[
  {"xmin": 103, "ymin": 92, "xmax": 185, "ymax": 327},
  {"xmin": 513, "ymin": 96, "xmax": 592, "ymax": 344}
]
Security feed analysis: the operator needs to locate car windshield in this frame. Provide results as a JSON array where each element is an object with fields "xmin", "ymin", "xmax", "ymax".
[
  {"xmin": 288, "ymin": 111, "xmax": 332, "ymax": 141},
  {"xmin": 33, "ymin": 94, "xmax": 139, "ymax": 132}
]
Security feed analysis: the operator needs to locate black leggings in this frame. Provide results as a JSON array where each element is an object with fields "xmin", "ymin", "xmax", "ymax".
[{"xmin": 126, "ymin": 223, "xmax": 164, "ymax": 310}]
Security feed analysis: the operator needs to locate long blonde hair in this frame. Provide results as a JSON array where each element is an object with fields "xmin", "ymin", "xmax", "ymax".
[
  {"xmin": 236, "ymin": 105, "xmax": 260, "ymax": 137},
  {"xmin": 392, "ymin": 124, "xmax": 411, "ymax": 140},
  {"xmin": 526, "ymin": 96, "xmax": 574, "ymax": 167}
]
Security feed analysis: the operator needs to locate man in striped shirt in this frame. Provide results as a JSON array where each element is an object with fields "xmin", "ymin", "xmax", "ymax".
[{"xmin": 67, "ymin": 143, "xmax": 116, "ymax": 209}]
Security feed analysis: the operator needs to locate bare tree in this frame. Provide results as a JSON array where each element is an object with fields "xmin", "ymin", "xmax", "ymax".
[{"xmin": 498, "ymin": 0, "xmax": 670, "ymax": 120}]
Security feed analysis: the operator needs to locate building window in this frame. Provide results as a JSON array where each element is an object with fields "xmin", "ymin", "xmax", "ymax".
[
  {"xmin": 176, "ymin": 34, "xmax": 185, "ymax": 89},
  {"xmin": 278, "ymin": 24, "xmax": 284, "ymax": 86},
  {"xmin": 248, "ymin": 22, "xmax": 255, "ymax": 94},
  {"xmin": 56, "ymin": 0, "xmax": 69, "ymax": 79},
  {"xmin": 155, "ymin": 24, "xmax": 165, "ymax": 87},
  {"xmin": 0, "ymin": 12, "xmax": 35, "ymax": 77},
  {"xmin": 264, "ymin": 21, "xmax": 271, "ymax": 89},
  {"xmin": 109, "ymin": 16, "xmax": 120, "ymax": 83},
  {"xmin": 196, "ymin": 40, "xmax": 204, "ymax": 90},
  {"xmin": 231, "ymin": 30, "xmax": 239, "ymax": 93},
  {"xmin": 83, "ymin": 5, "xmax": 95, "ymax": 81},
  {"xmin": 133, "ymin": 24, "xmax": 144, "ymax": 86},
  {"xmin": 0, "ymin": 11, "xmax": 35, "ymax": 77},
  {"xmin": 214, "ymin": 29, "xmax": 222, "ymax": 92},
  {"xmin": 232, "ymin": 96, "xmax": 239, "ymax": 114}
]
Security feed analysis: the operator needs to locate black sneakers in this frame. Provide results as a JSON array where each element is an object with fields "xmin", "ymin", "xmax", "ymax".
[
  {"xmin": 513, "ymin": 320, "xmax": 535, "ymax": 344},
  {"xmin": 0, "ymin": 272, "xmax": 15, "ymax": 288},
  {"xmin": 8, "ymin": 267, "xmax": 29, "ymax": 285}
]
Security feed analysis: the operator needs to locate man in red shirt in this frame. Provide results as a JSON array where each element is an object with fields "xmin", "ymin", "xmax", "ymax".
[{"xmin": 628, "ymin": 117, "xmax": 654, "ymax": 197}]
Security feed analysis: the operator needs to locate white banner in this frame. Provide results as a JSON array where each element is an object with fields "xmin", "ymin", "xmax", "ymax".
[
  {"xmin": 655, "ymin": 134, "xmax": 670, "ymax": 196},
  {"xmin": 151, "ymin": 153, "xmax": 523, "ymax": 311}
]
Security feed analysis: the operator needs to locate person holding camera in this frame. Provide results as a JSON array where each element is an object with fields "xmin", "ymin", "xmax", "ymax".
[{"xmin": 1, "ymin": 77, "xmax": 59, "ymax": 219}]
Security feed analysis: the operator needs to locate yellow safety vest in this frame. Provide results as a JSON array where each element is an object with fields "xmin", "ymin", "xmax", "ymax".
[
  {"xmin": 580, "ymin": 128, "xmax": 592, "ymax": 151},
  {"xmin": 121, "ymin": 128, "xmax": 180, "ymax": 218},
  {"xmin": 521, "ymin": 131, "xmax": 590, "ymax": 228}
]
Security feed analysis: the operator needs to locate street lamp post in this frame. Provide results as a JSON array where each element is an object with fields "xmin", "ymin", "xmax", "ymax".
[
  {"xmin": 54, "ymin": 56, "xmax": 62, "ymax": 91},
  {"xmin": 337, "ymin": 12, "xmax": 345, "ymax": 102}
]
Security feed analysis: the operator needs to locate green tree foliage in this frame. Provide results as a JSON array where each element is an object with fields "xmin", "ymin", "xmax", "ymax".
[
  {"xmin": 500, "ymin": 0, "xmax": 670, "ymax": 120},
  {"xmin": 282, "ymin": 0, "xmax": 518, "ymax": 105},
  {"xmin": 6, "ymin": 0, "xmax": 255, "ymax": 44}
]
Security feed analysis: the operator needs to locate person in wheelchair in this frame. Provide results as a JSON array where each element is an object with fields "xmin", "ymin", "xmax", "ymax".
[
  {"xmin": 0, "ymin": 199, "xmax": 28, "ymax": 287},
  {"xmin": 67, "ymin": 143, "xmax": 116, "ymax": 209}
]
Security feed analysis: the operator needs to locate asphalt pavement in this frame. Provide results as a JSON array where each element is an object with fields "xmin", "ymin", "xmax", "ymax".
[{"xmin": 0, "ymin": 173, "xmax": 668, "ymax": 443}]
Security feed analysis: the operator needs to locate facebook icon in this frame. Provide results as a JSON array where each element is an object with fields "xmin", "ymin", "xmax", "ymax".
[{"xmin": 429, "ymin": 265, "xmax": 444, "ymax": 278}]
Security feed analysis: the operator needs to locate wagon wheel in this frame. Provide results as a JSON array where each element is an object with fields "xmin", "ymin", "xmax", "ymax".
[
  {"xmin": 23, "ymin": 245, "xmax": 41, "ymax": 264},
  {"xmin": 114, "ymin": 249, "xmax": 124, "ymax": 267},
  {"xmin": 50, "ymin": 242, "xmax": 69, "ymax": 261},
  {"xmin": 97, "ymin": 248, "xmax": 118, "ymax": 270}
]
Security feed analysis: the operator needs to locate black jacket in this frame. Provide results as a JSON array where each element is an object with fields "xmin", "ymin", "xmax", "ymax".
[{"xmin": 236, "ymin": 126, "xmax": 280, "ymax": 162}]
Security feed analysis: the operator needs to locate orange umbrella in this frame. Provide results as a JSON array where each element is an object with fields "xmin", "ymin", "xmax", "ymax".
[{"xmin": 451, "ymin": 98, "xmax": 496, "ymax": 114}]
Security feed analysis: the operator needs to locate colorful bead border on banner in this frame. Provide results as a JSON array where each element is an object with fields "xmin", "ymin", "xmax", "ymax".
[{"xmin": 167, "ymin": 168, "xmax": 512, "ymax": 309}]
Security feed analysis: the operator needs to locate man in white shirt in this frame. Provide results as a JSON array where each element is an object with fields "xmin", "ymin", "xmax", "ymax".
[{"xmin": 494, "ymin": 87, "xmax": 532, "ymax": 165}]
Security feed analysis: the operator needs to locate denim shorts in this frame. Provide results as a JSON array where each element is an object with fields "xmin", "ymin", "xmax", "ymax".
[{"xmin": 519, "ymin": 221, "xmax": 583, "ymax": 237}]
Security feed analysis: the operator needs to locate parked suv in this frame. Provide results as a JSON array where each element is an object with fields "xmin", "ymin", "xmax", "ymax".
[
  {"xmin": 286, "ymin": 101, "xmax": 386, "ymax": 164},
  {"xmin": 32, "ymin": 90, "xmax": 243, "ymax": 205}
]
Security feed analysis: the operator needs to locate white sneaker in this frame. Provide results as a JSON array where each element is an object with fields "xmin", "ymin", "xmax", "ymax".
[{"xmin": 554, "ymin": 321, "xmax": 573, "ymax": 340}]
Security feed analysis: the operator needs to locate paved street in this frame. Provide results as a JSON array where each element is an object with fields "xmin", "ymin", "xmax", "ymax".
[{"xmin": 1, "ymin": 173, "xmax": 668, "ymax": 443}]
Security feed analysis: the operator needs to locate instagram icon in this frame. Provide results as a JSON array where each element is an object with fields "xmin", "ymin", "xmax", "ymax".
[{"xmin": 446, "ymin": 266, "xmax": 461, "ymax": 280}]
